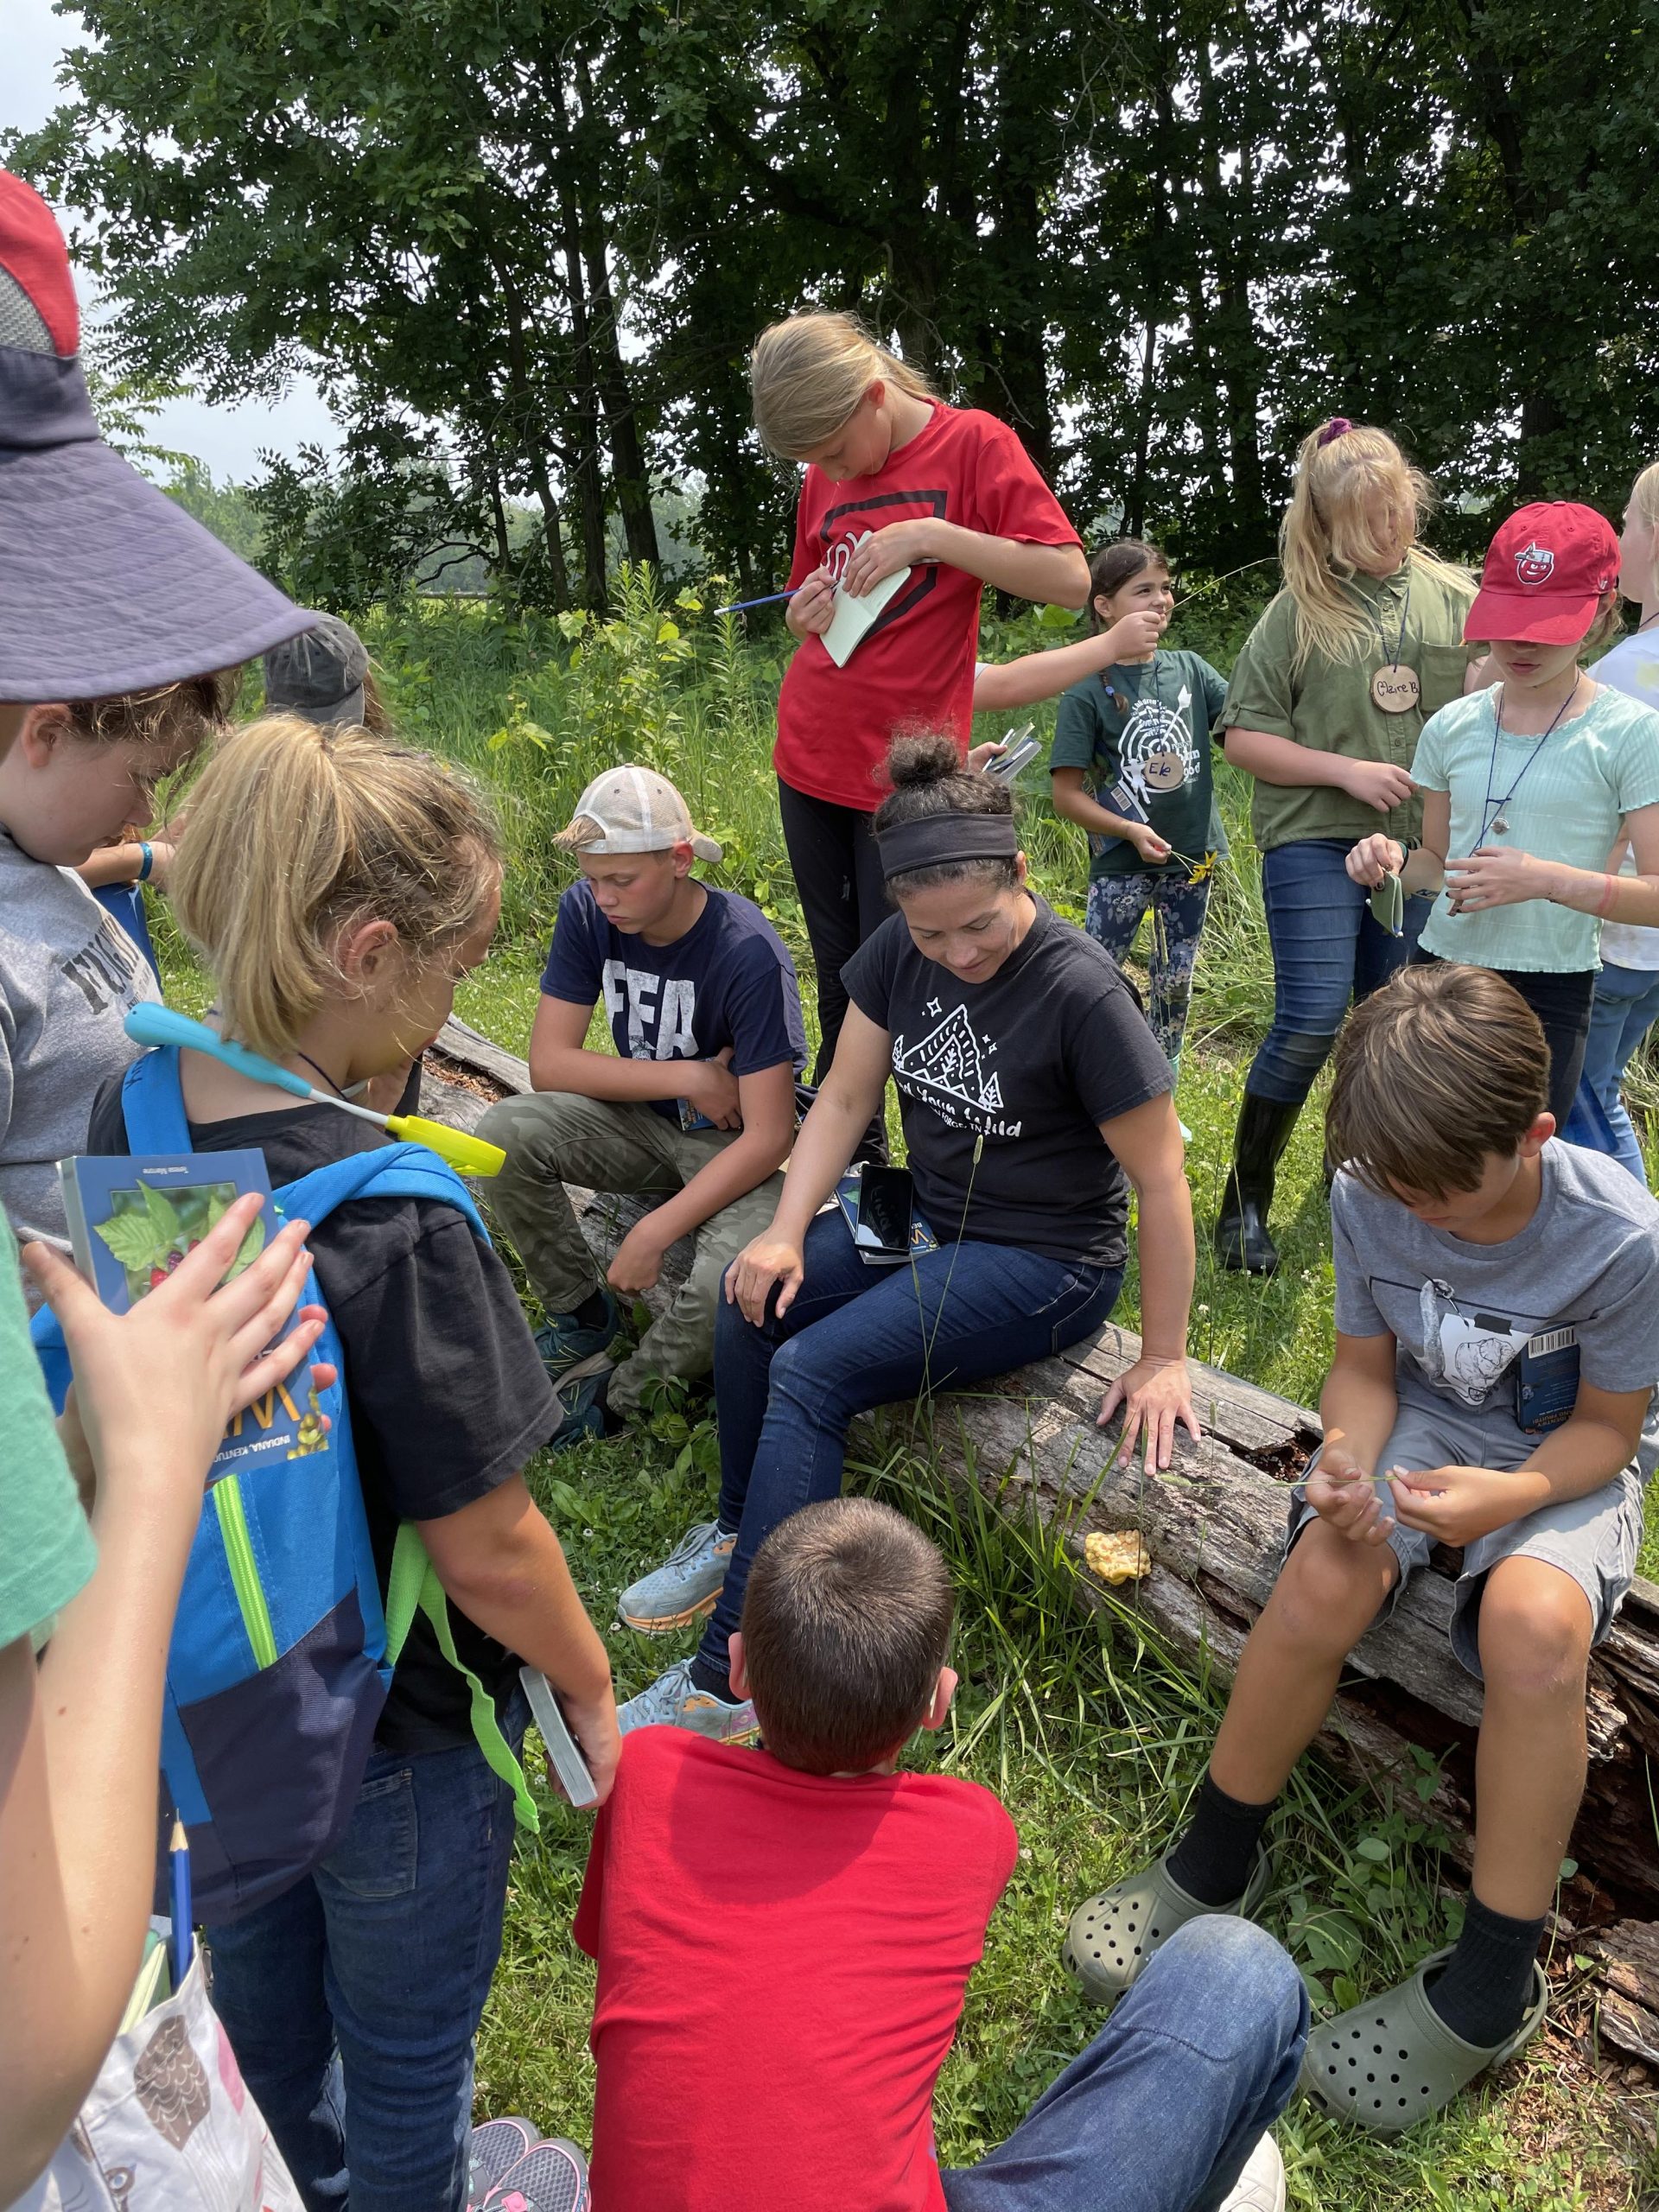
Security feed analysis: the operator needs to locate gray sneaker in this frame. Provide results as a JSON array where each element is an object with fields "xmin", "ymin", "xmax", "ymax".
[
  {"xmin": 617, "ymin": 1658, "xmax": 759, "ymax": 1743},
  {"xmin": 618, "ymin": 1520, "xmax": 736, "ymax": 1634}
]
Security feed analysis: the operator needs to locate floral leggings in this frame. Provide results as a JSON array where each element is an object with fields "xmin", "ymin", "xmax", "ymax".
[{"xmin": 1084, "ymin": 871, "xmax": 1212, "ymax": 1072}]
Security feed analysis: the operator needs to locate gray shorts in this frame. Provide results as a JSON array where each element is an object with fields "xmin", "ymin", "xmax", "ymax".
[{"xmin": 1286, "ymin": 1399, "xmax": 1646, "ymax": 1680}]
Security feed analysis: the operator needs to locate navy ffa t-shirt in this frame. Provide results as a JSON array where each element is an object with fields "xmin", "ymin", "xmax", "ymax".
[
  {"xmin": 842, "ymin": 897, "xmax": 1173, "ymax": 1268},
  {"xmin": 541, "ymin": 880, "xmax": 807, "ymax": 1116}
]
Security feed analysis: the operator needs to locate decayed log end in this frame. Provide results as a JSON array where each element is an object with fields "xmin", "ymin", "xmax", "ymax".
[{"xmin": 427, "ymin": 1019, "xmax": 1659, "ymax": 2057}]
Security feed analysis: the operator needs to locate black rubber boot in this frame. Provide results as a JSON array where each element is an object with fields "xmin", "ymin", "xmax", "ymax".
[{"xmin": 1214, "ymin": 1093, "xmax": 1303, "ymax": 1275}]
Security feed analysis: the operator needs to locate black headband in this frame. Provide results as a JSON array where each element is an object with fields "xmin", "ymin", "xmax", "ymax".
[{"xmin": 876, "ymin": 810, "xmax": 1020, "ymax": 881}]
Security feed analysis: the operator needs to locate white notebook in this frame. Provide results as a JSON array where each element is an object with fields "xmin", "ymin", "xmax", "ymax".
[{"xmin": 823, "ymin": 564, "xmax": 912, "ymax": 667}]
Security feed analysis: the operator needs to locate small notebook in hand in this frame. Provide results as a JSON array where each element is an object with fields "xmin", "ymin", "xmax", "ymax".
[
  {"xmin": 823, "ymin": 565, "xmax": 912, "ymax": 668},
  {"xmin": 59, "ymin": 1150, "xmax": 279, "ymax": 1312},
  {"xmin": 832, "ymin": 1168, "xmax": 939, "ymax": 1268}
]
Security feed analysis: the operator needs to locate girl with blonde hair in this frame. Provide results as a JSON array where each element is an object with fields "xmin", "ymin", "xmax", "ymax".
[
  {"xmin": 751, "ymin": 309, "xmax": 1088, "ymax": 1090},
  {"xmin": 1214, "ymin": 418, "xmax": 1481, "ymax": 1274},
  {"xmin": 82, "ymin": 713, "xmax": 617, "ymax": 2212}
]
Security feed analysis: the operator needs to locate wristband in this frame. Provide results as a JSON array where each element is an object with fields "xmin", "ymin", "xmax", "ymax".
[
  {"xmin": 1596, "ymin": 871, "xmax": 1618, "ymax": 917},
  {"xmin": 137, "ymin": 841, "xmax": 155, "ymax": 882}
]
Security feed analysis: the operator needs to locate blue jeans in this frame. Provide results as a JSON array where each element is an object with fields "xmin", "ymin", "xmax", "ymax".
[
  {"xmin": 1249, "ymin": 838, "xmax": 1430, "ymax": 1106},
  {"xmin": 943, "ymin": 1919, "xmax": 1308, "ymax": 2212},
  {"xmin": 207, "ymin": 1694, "xmax": 527, "ymax": 2212},
  {"xmin": 1580, "ymin": 958, "xmax": 1659, "ymax": 1185},
  {"xmin": 700, "ymin": 1210, "xmax": 1122, "ymax": 1678}
]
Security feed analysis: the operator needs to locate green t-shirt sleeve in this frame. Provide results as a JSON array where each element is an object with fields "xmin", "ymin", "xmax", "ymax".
[
  {"xmin": 1197, "ymin": 657, "xmax": 1230, "ymax": 734},
  {"xmin": 1408, "ymin": 705, "xmax": 1453, "ymax": 793},
  {"xmin": 1050, "ymin": 682, "xmax": 1103, "ymax": 773},
  {"xmin": 0, "ymin": 1225, "xmax": 95, "ymax": 1649},
  {"xmin": 1220, "ymin": 597, "xmax": 1298, "ymax": 739}
]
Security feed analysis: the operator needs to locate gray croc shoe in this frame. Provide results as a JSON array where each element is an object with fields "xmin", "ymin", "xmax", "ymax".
[
  {"xmin": 1300, "ymin": 1946, "xmax": 1548, "ymax": 2135},
  {"xmin": 1063, "ymin": 1845, "xmax": 1274, "ymax": 2003}
]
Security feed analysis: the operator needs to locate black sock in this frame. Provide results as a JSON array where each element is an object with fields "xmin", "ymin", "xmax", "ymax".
[
  {"xmin": 1426, "ymin": 1895, "xmax": 1545, "ymax": 2046},
  {"xmin": 1165, "ymin": 1770, "xmax": 1276, "ymax": 1906},
  {"xmin": 688, "ymin": 1654, "xmax": 738, "ymax": 1703},
  {"xmin": 573, "ymin": 1287, "xmax": 611, "ymax": 1330}
]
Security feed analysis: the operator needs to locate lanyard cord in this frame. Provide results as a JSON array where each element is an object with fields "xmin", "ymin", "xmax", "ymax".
[
  {"xmin": 1476, "ymin": 680, "xmax": 1580, "ymax": 847},
  {"xmin": 1347, "ymin": 568, "xmax": 1413, "ymax": 670}
]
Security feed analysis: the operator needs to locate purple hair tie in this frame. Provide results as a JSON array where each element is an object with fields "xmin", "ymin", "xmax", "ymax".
[{"xmin": 1318, "ymin": 416, "xmax": 1354, "ymax": 448}]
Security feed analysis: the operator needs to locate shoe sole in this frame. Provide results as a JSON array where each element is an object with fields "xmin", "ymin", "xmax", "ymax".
[{"xmin": 618, "ymin": 1588, "xmax": 722, "ymax": 1634}]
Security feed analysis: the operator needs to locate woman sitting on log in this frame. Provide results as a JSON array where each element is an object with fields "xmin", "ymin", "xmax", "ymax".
[{"xmin": 615, "ymin": 733, "xmax": 1199, "ymax": 1738}]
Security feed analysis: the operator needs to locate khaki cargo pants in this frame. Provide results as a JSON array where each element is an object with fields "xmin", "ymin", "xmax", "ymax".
[{"xmin": 475, "ymin": 1089, "xmax": 785, "ymax": 1418}]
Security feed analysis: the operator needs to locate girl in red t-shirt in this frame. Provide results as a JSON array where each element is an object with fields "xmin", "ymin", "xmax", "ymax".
[{"xmin": 751, "ymin": 311, "xmax": 1087, "ymax": 1076}]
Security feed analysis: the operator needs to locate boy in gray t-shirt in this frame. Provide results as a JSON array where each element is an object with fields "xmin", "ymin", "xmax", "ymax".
[{"xmin": 1063, "ymin": 963, "xmax": 1659, "ymax": 2137}]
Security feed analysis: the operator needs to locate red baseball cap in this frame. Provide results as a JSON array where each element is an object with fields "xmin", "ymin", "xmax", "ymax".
[
  {"xmin": 0, "ymin": 170, "xmax": 307, "ymax": 701},
  {"xmin": 1464, "ymin": 501, "xmax": 1621, "ymax": 647}
]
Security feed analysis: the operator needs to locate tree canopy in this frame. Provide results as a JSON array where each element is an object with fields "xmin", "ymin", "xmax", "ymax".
[{"xmin": 12, "ymin": 0, "xmax": 1657, "ymax": 609}]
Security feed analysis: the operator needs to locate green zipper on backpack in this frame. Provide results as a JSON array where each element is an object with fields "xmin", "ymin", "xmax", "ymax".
[{"xmin": 213, "ymin": 1476, "xmax": 277, "ymax": 1669}]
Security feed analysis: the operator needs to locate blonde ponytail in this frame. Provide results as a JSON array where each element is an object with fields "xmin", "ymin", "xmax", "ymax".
[
  {"xmin": 750, "ymin": 310, "xmax": 937, "ymax": 459},
  {"xmin": 1280, "ymin": 421, "xmax": 1466, "ymax": 671},
  {"xmin": 169, "ymin": 715, "xmax": 502, "ymax": 1060}
]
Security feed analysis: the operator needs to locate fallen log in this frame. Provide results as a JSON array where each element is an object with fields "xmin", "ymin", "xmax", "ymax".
[{"xmin": 426, "ymin": 1018, "xmax": 1659, "ymax": 1965}]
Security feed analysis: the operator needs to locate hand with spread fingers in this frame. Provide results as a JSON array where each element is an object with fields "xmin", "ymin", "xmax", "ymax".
[{"xmin": 1097, "ymin": 1354, "xmax": 1201, "ymax": 1470}]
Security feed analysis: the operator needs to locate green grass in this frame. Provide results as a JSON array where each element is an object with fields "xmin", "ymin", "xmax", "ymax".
[{"xmin": 184, "ymin": 583, "xmax": 1658, "ymax": 2206}]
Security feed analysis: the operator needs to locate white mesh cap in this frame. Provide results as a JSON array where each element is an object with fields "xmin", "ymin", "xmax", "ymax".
[{"xmin": 559, "ymin": 765, "xmax": 721, "ymax": 863}]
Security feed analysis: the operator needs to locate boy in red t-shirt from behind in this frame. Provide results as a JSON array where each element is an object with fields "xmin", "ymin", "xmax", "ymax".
[{"xmin": 575, "ymin": 1498, "xmax": 1306, "ymax": 2212}]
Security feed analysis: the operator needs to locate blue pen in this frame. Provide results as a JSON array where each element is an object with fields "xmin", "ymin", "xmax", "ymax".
[
  {"xmin": 712, "ymin": 587, "xmax": 799, "ymax": 616},
  {"xmin": 168, "ymin": 1816, "xmax": 193, "ymax": 1985}
]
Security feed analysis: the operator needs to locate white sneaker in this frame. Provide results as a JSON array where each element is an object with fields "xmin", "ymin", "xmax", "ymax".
[
  {"xmin": 1178, "ymin": 1117, "xmax": 1193, "ymax": 1144},
  {"xmin": 1219, "ymin": 2133, "xmax": 1284, "ymax": 2212}
]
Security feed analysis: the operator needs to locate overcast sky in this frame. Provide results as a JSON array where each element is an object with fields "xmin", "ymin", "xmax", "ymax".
[{"xmin": 3, "ymin": 0, "xmax": 340, "ymax": 480}]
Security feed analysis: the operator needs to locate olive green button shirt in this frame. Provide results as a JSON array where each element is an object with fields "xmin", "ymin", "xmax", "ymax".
[{"xmin": 1221, "ymin": 553, "xmax": 1478, "ymax": 855}]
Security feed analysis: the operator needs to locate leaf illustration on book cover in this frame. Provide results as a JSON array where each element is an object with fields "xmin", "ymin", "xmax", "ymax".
[
  {"xmin": 95, "ymin": 1189, "xmax": 182, "ymax": 1274},
  {"xmin": 94, "ymin": 1179, "xmax": 264, "ymax": 1293},
  {"xmin": 133, "ymin": 2013, "xmax": 210, "ymax": 2149}
]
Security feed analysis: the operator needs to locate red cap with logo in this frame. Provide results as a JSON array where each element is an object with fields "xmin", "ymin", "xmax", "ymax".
[{"xmin": 1464, "ymin": 501, "xmax": 1621, "ymax": 648}]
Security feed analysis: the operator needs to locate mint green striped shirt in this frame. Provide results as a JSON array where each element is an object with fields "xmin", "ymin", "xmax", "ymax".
[{"xmin": 1412, "ymin": 684, "xmax": 1659, "ymax": 972}]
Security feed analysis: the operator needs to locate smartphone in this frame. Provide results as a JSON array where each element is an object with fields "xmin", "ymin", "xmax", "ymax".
[
  {"xmin": 855, "ymin": 1166, "xmax": 915, "ymax": 1256},
  {"xmin": 677, "ymin": 1097, "xmax": 716, "ymax": 1133},
  {"xmin": 984, "ymin": 724, "xmax": 1040, "ymax": 781},
  {"xmin": 518, "ymin": 1666, "xmax": 599, "ymax": 1808}
]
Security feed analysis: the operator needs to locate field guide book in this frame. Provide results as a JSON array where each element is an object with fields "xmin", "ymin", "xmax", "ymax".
[{"xmin": 58, "ymin": 1151, "xmax": 321, "ymax": 1471}]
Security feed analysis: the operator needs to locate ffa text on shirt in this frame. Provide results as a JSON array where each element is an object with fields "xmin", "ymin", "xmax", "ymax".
[{"xmin": 602, "ymin": 960, "xmax": 698, "ymax": 1059}]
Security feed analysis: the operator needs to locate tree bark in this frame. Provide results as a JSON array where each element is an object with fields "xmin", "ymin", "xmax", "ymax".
[{"xmin": 570, "ymin": 48, "xmax": 659, "ymax": 570}]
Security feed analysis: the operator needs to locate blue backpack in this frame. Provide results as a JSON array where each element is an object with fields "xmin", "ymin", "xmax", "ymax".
[{"xmin": 32, "ymin": 1045, "xmax": 539, "ymax": 1925}]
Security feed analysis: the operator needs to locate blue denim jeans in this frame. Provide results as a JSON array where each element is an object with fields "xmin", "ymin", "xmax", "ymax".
[
  {"xmin": 1580, "ymin": 958, "xmax": 1659, "ymax": 1185},
  {"xmin": 943, "ymin": 1918, "xmax": 1307, "ymax": 2212},
  {"xmin": 207, "ymin": 1692, "xmax": 527, "ymax": 2212},
  {"xmin": 699, "ymin": 1209, "xmax": 1122, "ymax": 1679},
  {"xmin": 1248, "ymin": 838, "xmax": 1430, "ymax": 1106}
]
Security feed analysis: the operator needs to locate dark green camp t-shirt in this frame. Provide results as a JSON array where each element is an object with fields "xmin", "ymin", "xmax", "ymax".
[
  {"xmin": 1220, "ymin": 551, "xmax": 1478, "ymax": 855},
  {"xmin": 1049, "ymin": 650, "xmax": 1230, "ymax": 881}
]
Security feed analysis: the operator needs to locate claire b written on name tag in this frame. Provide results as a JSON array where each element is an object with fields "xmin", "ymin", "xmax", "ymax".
[{"xmin": 1371, "ymin": 663, "xmax": 1421, "ymax": 713}]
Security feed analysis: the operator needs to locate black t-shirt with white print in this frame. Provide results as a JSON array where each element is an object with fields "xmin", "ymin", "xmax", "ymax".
[{"xmin": 842, "ymin": 896, "xmax": 1173, "ymax": 1268}]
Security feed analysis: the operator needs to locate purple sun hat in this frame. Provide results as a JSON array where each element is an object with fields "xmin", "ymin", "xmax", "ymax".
[{"xmin": 0, "ymin": 169, "xmax": 308, "ymax": 702}]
